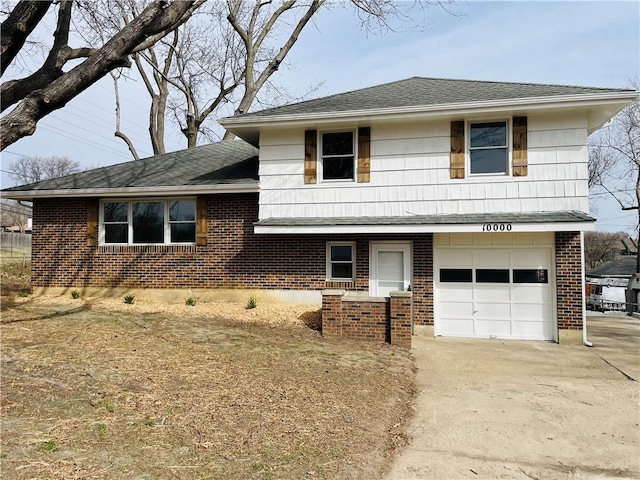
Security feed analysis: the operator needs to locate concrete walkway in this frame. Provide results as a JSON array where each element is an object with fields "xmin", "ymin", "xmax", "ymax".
[{"xmin": 386, "ymin": 314, "xmax": 640, "ymax": 479}]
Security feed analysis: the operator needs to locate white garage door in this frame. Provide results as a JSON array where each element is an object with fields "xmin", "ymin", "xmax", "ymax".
[{"xmin": 435, "ymin": 247, "xmax": 554, "ymax": 340}]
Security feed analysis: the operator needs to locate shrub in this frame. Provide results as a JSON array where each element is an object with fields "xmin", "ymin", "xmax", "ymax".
[
  {"xmin": 17, "ymin": 290, "xmax": 29, "ymax": 298},
  {"xmin": 185, "ymin": 297, "xmax": 197, "ymax": 307},
  {"xmin": 71, "ymin": 290, "xmax": 80, "ymax": 299},
  {"xmin": 246, "ymin": 295, "xmax": 258, "ymax": 309},
  {"xmin": 123, "ymin": 293, "xmax": 135, "ymax": 304}
]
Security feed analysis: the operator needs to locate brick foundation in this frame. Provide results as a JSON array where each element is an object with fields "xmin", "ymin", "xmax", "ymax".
[{"xmin": 321, "ymin": 290, "xmax": 413, "ymax": 348}]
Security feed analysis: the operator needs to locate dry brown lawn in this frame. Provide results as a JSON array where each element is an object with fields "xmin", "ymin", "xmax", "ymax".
[{"xmin": 0, "ymin": 293, "xmax": 415, "ymax": 480}]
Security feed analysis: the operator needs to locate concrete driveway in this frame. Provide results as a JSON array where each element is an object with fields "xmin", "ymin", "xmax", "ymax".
[{"xmin": 387, "ymin": 314, "xmax": 640, "ymax": 479}]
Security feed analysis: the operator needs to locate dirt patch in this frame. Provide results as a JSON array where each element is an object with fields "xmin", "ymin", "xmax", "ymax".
[{"xmin": 0, "ymin": 295, "xmax": 415, "ymax": 479}]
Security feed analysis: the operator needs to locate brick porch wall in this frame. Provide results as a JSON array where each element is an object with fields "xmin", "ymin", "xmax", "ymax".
[
  {"xmin": 321, "ymin": 290, "xmax": 413, "ymax": 349},
  {"xmin": 555, "ymin": 231, "xmax": 583, "ymax": 330},
  {"xmin": 31, "ymin": 195, "xmax": 434, "ymax": 325}
]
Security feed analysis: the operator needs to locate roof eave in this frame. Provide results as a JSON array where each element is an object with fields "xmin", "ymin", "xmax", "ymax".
[
  {"xmin": 220, "ymin": 91, "xmax": 639, "ymax": 130},
  {"xmin": 3, "ymin": 183, "xmax": 260, "ymax": 201}
]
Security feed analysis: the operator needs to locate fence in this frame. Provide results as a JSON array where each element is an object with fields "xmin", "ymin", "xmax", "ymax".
[{"xmin": 0, "ymin": 232, "xmax": 32, "ymax": 259}]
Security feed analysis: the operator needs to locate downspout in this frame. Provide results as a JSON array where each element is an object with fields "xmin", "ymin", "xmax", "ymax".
[{"xmin": 581, "ymin": 231, "xmax": 593, "ymax": 347}]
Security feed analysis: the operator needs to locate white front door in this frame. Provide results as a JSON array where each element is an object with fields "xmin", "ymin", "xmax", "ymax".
[{"xmin": 370, "ymin": 243, "xmax": 412, "ymax": 297}]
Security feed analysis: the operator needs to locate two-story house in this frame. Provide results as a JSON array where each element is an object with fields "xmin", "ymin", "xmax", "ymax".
[{"xmin": 5, "ymin": 77, "xmax": 637, "ymax": 345}]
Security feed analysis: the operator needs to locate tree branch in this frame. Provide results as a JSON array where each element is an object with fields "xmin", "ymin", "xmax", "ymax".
[
  {"xmin": 0, "ymin": 1, "xmax": 52, "ymax": 76},
  {"xmin": 1, "ymin": 0, "xmax": 201, "ymax": 150}
]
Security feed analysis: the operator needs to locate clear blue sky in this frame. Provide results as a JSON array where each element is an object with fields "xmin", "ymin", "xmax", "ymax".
[{"xmin": 1, "ymin": 1, "xmax": 638, "ymax": 233}]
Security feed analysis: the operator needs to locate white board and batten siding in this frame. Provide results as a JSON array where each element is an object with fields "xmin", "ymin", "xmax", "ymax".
[
  {"xmin": 257, "ymin": 112, "xmax": 589, "ymax": 220},
  {"xmin": 434, "ymin": 232, "xmax": 556, "ymax": 341}
]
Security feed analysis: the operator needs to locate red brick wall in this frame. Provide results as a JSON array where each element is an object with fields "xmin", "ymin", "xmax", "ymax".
[
  {"xmin": 321, "ymin": 291, "xmax": 413, "ymax": 348},
  {"xmin": 32, "ymin": 195, "xmax": 435, "ymax": 323},
  {"xmin": 555, "ymin": 231, "xmax": 583, "ymax": 330}
]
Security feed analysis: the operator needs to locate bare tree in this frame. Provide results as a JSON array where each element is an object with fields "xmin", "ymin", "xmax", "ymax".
[
  {"xmin": 589, "ymin": 81, "xmax": 640, "ymax": 273},
  {"xmin": 7, "ymin": 155, "xmax": 81, "ymax": 185},
  {"xmin": 0, "ymin": 0, "xmax": 205, "ymax": 150},
  {"xmin": 79, "ymin": 0, "xmax": 451, "ymax": 154},
  {"xmin": 584, "ymin": 231, "xmax": 627, "ymax": 270}
]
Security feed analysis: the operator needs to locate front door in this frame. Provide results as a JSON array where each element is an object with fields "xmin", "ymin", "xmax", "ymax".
[{"xmin": 370, "ymin": 242, "xmax": 412, "ymax": 297}]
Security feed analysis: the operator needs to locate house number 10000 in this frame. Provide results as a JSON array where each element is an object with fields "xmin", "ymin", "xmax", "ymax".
[{"xmin": 482, "ymin": 223, "xmax": 512, "ymax": 232}]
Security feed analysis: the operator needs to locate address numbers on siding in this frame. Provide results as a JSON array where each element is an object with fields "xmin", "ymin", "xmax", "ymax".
[{"xmin": 482, "ymin": 223, "xmax": 512, "ymax": 232}]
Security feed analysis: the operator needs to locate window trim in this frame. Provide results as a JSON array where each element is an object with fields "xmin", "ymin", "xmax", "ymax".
[
  {"xmin": 326, "ymin": 241, "xmax": 356, "ymax": 281},
  {"xmin": 319, "ymin": 129, "xmax": 357, "ymax": 183},
  {"xmin": 99, "ymin": 197, "xmax": 197, "ymax": 246},
  {"xmin": 467, "ymin": 118, "xmax": 511, "ymax": 176}
]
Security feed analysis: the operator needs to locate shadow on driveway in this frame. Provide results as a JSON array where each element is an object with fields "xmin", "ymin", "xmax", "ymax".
[{"xmin": 386, "ymin": 314, "xmax": 640, "ymax": 479}]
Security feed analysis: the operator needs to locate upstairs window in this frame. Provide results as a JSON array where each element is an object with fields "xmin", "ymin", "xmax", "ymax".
[
  {"xmin": 321, "ymin": 131, "xmax": 355, "ymax": 181},
  {"xmin": 469, "ymin": 121, "xmax": 508, "ymax": 175},
  {"xmin": 101, "ymin": 199, "xmax": 196, "ymax": 245}
]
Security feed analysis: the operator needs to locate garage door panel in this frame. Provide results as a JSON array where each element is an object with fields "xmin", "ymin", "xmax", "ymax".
[
  {"xmin": 440, "ymin": 301, "xmax": 474, "ymax": 317},
  {"xmin": 511, "ymin": 249, "xmax": 549, "ymax": 268},
  {"xmin": 512, "ymin": 287, "xmax": 550, "ymax": 303},
  {"xmin": 474, "ymin": 286, "xmax": 510, "ymax": 302},
  {"xmin": 512, "ymin": 320, "xmax": 552, "ymax": 339},
  {"xmin": 438, "ymin": 318, "xmax": 475, "ymax": 335},
  {"xmin": 439, "ymin": 285, "xmax": 473, "ymax": 301},
  {"xmin": 475, "ymin": 302, "xmax": 511, "ymax": 319},
  {"xmin": 439, "ymin": 250, "xmax": 473, "ymax": 266},
  {"xmin": 472, "ymin": 250, "xmax": 509, "ymax": 267},
  {"xmin": 513, "ymin": 303, "xmax": 551, "ymax": 320},
  {"xmin": 475, "ymin": 319, "xmax": 511, "ymax": 336}
]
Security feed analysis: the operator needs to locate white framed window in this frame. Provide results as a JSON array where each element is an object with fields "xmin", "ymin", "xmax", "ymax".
[
  {"xmin": 468, "ymin": 120, "xmax": 509, "ymax": 175},
  {"xmin": 100, "ymin": 198, "xmax": 196, "ymax": 245},
  {"xmin": 326, "ymin": 242, "xmax": 356, "ymax": 281},
  {"xmin": 320, "ymin": 130, "xmax": 356, "ymax": 181}
]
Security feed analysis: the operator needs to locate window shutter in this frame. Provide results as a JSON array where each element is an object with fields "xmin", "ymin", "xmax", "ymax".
[
  {"xmin": 357, "ymin": 127, "xmax": 371, "ymax": 183},
  {"xmin": 512, "ymin": 116, "xmax": 528, "ymax": 177},
  {"xmin": 450, "ymin": 120, "xmax": 465, "ymax": 179},
  {"xmin": 196, "ymin": 196, "xmax": 207, "ymax": 246},
  {"xmin": 304, "ymin": 130, "xmax": 317, "ymax": 184},
  {"xmin": 87, "ymin": 200, "xmax": 98, "ymax": 246}
]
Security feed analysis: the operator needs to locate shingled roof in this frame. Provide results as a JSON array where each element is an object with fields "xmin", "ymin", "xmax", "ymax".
[
  {"xmin": 587, "ymin": 257, "xmax": 638, "ymax": 278},
  {"xmin": 224, "ymin": 77, "xmax": 634, "ymax": 120},
  {"xmin": 3, "ymin": 140, "xmax": 259, "ymax": 197}
]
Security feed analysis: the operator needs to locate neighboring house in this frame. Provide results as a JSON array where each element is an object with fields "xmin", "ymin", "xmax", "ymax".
[
  {"xmin": 3, "ymin": 77, "xmax": 638, "ymax": 345},
  {"xmin": 587, "ymin": 256, "xmax": 638, "ymax": 288}
]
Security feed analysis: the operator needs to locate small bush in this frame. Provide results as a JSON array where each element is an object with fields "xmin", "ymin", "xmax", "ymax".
[
  {"xmin": 123, "ymin": 293, "xmax": 135, "ymax": 304},
  {"xmin": 37, "ymin": 441, "xmax": 58, "ymax": 452},
  {"xmin": 246, "ymin": 295, "xmax": 258, "ymax": 309},
  {"xmin": 185, "ymin": 297, "xmax": 197, "ymax": 307},
  {"xmin": 17, "ymin": 290, "xmax": 29, "ymax": 298},
  {"xmin": 71, "ymin": 290, "xmax": 80, "ymax": 299}
]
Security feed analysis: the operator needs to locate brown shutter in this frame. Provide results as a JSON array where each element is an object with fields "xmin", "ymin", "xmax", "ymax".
[
  {"xmin": 357, "ymin": 127, "xmax": 371, "ymax": 183},
  {"xmin": 512, "ymin": 116, "xmax": 528, "ymax": 177},
  {"xmin": 87, "ymin": 200, "xmax": 98, "ymax": 246},
  {"xmin": 450, "ymin": 120, "xmax": 465, "ymax": 179},
  {"xmin": 304, "ymin": 130, "xmax": 317, "ymax": 184},
  {"xmin": 196, "ymin": 196, "xmax": 207, "ymax": 246}
]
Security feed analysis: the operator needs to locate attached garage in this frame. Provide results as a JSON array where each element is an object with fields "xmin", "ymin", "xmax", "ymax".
[{"xmin": 434, "ymin": 232, "xmax": 555, "ymax": 341}]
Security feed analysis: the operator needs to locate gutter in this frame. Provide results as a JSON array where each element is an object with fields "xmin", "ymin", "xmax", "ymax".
[
  {"xmin": 581, "ymin": 231, "xmax": 593, "ymax": 347},
  {"xmin": 2, "ymin": 183, "xmax": 260, "ymax": 201}
]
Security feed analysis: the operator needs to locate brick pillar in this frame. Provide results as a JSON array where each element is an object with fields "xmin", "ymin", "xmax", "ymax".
[
  {"xmin": 322, "ymin": 290, "xmax": 345, "ymax": 337},
  {"xmin": 413, "ymin": 234, "xmax": 433, "ymax": 325},
  {"xmin": 390, "ymin": 291, "xmax": 413, "ymax": 349},
  {"xmin": 555, "ymin": 232, "xmax": 583, "ymax": 344}
]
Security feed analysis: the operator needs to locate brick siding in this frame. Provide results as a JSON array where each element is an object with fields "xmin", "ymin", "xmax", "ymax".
[
  {"xmin": 555, "ymin": 231, "xmax": 583, "ymax": 330},
  {"xmin": 31, "ymin": 195, "xmax": 434, "ymax": 325}
]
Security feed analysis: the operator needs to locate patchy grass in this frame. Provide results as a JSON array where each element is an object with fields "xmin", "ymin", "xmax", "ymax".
[
  {"xmin": 0, "ymin": 297, "xmax": 415, "ymax": 479},
  {"xmin": 0, "ymin": 253, "xmax": 30, "ymax": 296}
]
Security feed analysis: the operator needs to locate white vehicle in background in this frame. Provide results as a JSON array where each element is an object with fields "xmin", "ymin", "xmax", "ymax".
[{"xmin": 587, "ymin": 285, "xmax": 627, "ymax": 311}]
